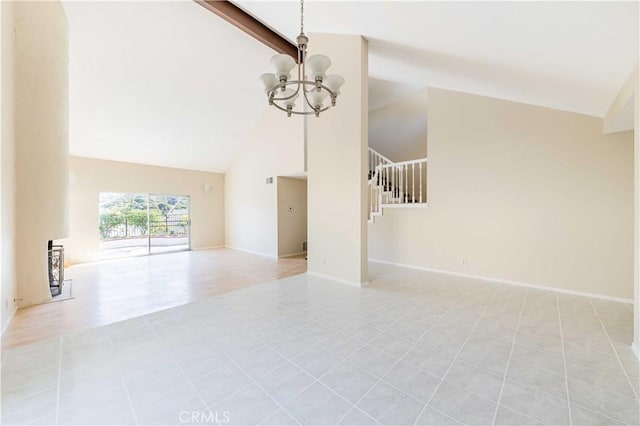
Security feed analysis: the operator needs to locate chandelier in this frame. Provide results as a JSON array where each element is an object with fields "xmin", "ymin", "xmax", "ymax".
[{"xmin": 259, "ymin": 0, "xmax": 345, "ymax": 117}]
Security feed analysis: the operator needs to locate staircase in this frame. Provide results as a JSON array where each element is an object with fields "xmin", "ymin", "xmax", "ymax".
[{"xmin": 368, "ymin": 147, "xmax": 428, "ymax": 223}]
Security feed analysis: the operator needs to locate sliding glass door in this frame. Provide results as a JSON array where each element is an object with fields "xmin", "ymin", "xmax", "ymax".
[
  {"xmin": 149, "ymin": 194, "xmax": 190, "ymax": 254},
  {"xmin": 98, "ymin": 192, "xmax": 190, "ymax": 259}
]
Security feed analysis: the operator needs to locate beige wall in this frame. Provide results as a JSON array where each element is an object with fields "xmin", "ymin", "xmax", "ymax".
[
  {"xmin": 61, "ymin": 156, "xmax": 224, "ymax": 264},
  {"xmin": 370, "ymin": 87, "xmax": 634, "ymax": 300},
  {"xmin": 307, "ymin": 34, "xmax": 368, "ymax": 285},
  {"xmin": 1, "ymin": 0, "xmax": 17, "ymax": 332},
  {"xmin": 369, "ymin": 89, "xmax": 428, "ymax": 162},
  {"xmin": 277, "ymin": 177, "xmax": 307, "ymax": 257},
  {"xmin": 14, "ymin": 1, "xmax": 69, "ymax": 308},
  {"xmin": 224, "ymin": 107, "xmax": 304, "ymax": 258}
]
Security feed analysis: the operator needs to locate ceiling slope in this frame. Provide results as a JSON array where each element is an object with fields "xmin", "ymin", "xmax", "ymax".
[
  {"xmin": 63, "ymin": 1, "xmax": 638, "ymax": 173},
  {"xmin": 238, "ymin": 1, "xmax": 639, "ymax": 116},
  {"xmin": 63, "ymin": 1, "xmax": 277, "ymax": 172}
]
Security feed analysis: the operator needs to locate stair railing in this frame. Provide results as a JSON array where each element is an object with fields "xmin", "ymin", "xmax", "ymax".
[
  {"xmin": 368, "ymin": 148, "xmax": 393, "ymax": 181},
  {"xmin": 367, "ymin": 148, "xmax": 428, "ymax": 222},
  {"xmin": 379, "ymin": 158, "xmax": 428, "ymax": 205},
  {"xmin": 368, "ymin": 148, "xmax": 392, "ymax": 221}
]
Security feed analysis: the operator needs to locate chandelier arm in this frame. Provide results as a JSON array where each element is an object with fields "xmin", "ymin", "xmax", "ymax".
[
  {"xmin": 293, "ymin": 80, "xmax": 303, "ymax": 98},
  {"xmin": 269, "ymin": 81, "xmax": 336, "ymax": 101},
  {"xmin": 295, "ymin": 76, "xmax": 338, "ymax": 96},
  {"xmin": 270, "ymin": 90, "xmax": 295, "ymax": 102},
  {"xmin": 271, "ymin": 101, "xmax": 331, "ymax": 116},
  {"xmin": 269, "ymin": 80, "xmax": 316, "ymax": 101},
  {"xmin": 297, "ymin": 44, "xmax": 302, "ymax": 79},
  {"xmin": 285, "ymin": 80, "xmax": 303, "ymax": 99},
  {"xmin": 301, "ymin": 48, "xmax": 305, "ymax": 83},
  {"xmin": 302, "ymin": 90, "xmax": 316, "ymax": 111}
]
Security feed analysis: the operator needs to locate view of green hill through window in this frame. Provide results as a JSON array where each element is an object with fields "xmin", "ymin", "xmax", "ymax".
[{"xmin": 98, "ymin": 192, "xmax": 190, "ymax": 258}]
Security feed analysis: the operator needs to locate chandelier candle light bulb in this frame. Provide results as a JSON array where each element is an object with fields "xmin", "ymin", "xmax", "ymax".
[{"xmin": 260, "ymin": 0, "xmax": 344, "ymax": 117}]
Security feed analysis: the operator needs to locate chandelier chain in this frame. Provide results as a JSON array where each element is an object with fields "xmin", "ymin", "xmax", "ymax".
[{"xmin": 300, "ymin": 0, "xmax": 304, "ymax": 35}]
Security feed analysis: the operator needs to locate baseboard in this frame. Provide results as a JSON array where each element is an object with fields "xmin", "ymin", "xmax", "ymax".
[
  {"xmin": 279, "ymin": 251, "xmax": 307, "ymax": 258},
  {"xmin": 225, "ymin": 246, "xmax": 277, "ymax": 259},
  {"xmin": 368, "ymin": 258, "xmax": 634, "ymax": 304},
  {"xmin": 307, "ymin": 271, "xmax": 367, "ymax": 288},
  {"xmin": 193, "ymin": 245, "xmax": 225, "ymax": 251},
  {"xmin": 1, "ymin": 307, "xmax": 17, "ymax": 337}
]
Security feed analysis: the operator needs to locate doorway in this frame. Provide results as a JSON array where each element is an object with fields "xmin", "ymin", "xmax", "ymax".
[
  {"xmin": 98, "ymin": 192, "xmax": 191, "ymax": 259},
  {"xmin": 277, "ymin": 176, "xmax": 307, "ymax": 258}
]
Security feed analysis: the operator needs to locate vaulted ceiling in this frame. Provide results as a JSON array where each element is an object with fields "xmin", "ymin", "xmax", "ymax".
[
  {"xmin": 63, "ymin": 1, "xmax": 275, "ymax": 173},
  {"xmin": 239, "ymin": 1, "xmax": 638, "ymax": 115},
  {"xmin": 64, "ymin": 1, "xmax": 638, "ymax": 172}
]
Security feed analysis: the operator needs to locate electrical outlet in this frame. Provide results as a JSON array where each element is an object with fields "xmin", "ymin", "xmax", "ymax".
[
  {"xmin": 461, "ymin": 257, "xmax": 468, "ymax": 265},
  {"xmin": 4, "ymin": 299, "xmax": 8, "ymax": 309}
]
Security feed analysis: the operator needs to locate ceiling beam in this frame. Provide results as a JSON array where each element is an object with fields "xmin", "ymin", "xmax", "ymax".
[{"xmin": 194, "ymin": 0, "xmax": 298, "ymax": 61}]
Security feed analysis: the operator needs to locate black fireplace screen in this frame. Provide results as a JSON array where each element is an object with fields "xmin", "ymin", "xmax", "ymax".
[{"xmin": 48, "ymin": 240, "xmax": 64, "ymax": 296}]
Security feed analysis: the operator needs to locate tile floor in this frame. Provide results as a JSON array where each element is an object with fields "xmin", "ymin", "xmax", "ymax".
[{"xmin": 1, "ymin": 262, "xmax": 639, "ymax": 425}]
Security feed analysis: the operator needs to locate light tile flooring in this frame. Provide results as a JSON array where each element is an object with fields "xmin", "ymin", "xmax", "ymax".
[{"xmin": 2, "ymin": 262, "xmax": 639, "ymax": 425}]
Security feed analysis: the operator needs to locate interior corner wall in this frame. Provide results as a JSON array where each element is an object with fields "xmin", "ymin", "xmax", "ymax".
[
  {"xmin": 62, "ymin": 156, "xmax": 225, "ymax": 264},
  {"xmin": 14, "ymin": 1, "xmax": 69, "ymax": 308},
  {"xmin": 277, "ymin": 177, "xmax": 307, "ymax": 257},
  {"xmin": 1, "ymin": 0, "xmax": 17, "ymax": 333},
  {"xmin": 370, "ymin": 87, "xmax": 634, "ymax": 300},
  {"xmin": 307, "ymin": 33, "xmax": 368, "ymax": 285},
  {"xmin": 224, "ymin": 107, "xmax": 304, "ymax": 258}
]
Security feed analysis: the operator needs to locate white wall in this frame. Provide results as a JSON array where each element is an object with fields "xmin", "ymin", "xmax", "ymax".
[
  {"xmin": 1, "ymin": 0, "xmax": 17, "ymax": 333},
  {"xmin": 369, "ymin": 89, "xmax": 428, "ymax": 162},
  {"xmin": 307, "ymin": 34, "xmax": 369, "ymax": 285},
  {"xmin": 224, "ymin": 107, "xmax": 304, "ymax": 257},
  {"xmin": 61, "ymin": 156, "xmax": 225, "ymax": 264},
  {"xmin": 14, "ymin": 1, "xmax": 69, "ymax": 308},
  {"xmin": 370, "ymin": 87, "xmax": 634, "ymax": 300},
  {"xmin": 277, "ymin": 177, "xmax": 307, "ymax": 257}
]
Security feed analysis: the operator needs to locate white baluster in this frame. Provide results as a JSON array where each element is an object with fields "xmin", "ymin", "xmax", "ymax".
[
  {"xmin": 412, "ymin": 163, "xmax": 415, "ymax": 203},
  {"xmin": 370, "ymin": 169, "xmax": 373, "ymax": 218},
  {"xmin": 399, "ymin": 165, "xmax": 402, "ymax": 203},
  {"xmin": 391, "ymin": 166, "xmax": 395, "ymax": 203},
  {"xmin": 385, "ymin": 165, "xmax": 389, "ymax": 203},
  {"xmin": 404, "ymin": 164, "xmax": 408, "ymax": 203},
  {"xmin": 395, "ymin": 167, "xmax": 398, "ymax": 204},
  {"xmin": 419, "ymin": 162, "xmax": 423, "ymax": 203},
  {"xmin": 400, "ymin": 166, "xmax": 403, "ymax": 203}
]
